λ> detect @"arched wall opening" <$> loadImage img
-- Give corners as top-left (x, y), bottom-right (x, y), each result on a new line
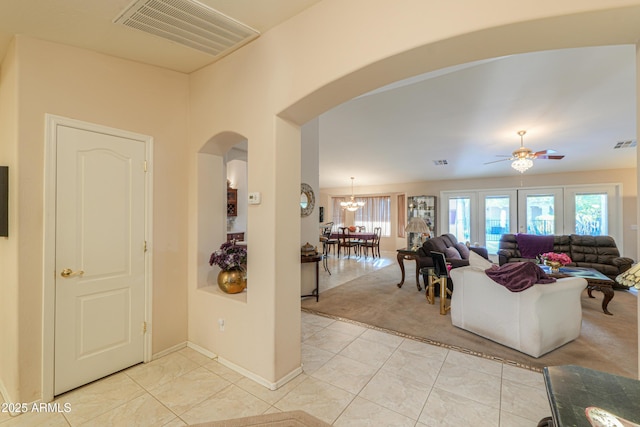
top-left (188, 2), bottom-right (640, 385)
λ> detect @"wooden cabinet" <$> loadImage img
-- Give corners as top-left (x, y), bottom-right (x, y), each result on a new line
top-left (227, 188), bottom-right (237, 217)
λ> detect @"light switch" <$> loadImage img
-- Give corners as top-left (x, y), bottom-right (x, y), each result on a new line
top-left (248, 192), bottom-right (261, 205)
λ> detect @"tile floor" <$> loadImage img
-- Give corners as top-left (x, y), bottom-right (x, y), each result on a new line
top-left (0, 252), bottom-right (552, 426)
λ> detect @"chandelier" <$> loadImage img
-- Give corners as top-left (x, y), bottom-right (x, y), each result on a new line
top-left (511, 130), bottom-right (534, 173)
top-left (340, 177), bottom-right (365, 212)
top-left (511, 157), bottom-right (533, 173)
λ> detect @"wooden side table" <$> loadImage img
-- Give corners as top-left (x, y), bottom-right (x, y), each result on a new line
top-left (301, 254), bottom-right (322, 301)
top-left (396, 248), bottom-right (422, 290)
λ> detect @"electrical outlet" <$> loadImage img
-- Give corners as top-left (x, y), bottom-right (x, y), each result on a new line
top-left (218, 318), bottom-right (225, 331)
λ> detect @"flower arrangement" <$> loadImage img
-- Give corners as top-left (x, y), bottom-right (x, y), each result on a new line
top-left (209, 242), bottom-right (247, 271)
top-left (540, 252), bottom-right (572, 266)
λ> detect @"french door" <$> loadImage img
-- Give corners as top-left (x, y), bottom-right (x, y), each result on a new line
top-left (443, 185), bottom-right (619, 254)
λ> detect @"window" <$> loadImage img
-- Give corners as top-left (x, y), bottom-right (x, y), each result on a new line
top-left (331, 197), bottom-right (345, 228)
top-left (448, 196), bottom-right (471, 243)
top-left (355, 196), bottom-right (391, 236)
top-left (574, 193), bottom-right (608, 236)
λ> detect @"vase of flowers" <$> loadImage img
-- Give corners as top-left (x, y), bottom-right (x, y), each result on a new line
top-left (540, 252), bottom-right (572, 273)
top-left (210, 242), bottom-right (247, 293)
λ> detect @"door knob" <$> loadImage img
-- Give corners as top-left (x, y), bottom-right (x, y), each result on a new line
top-left (60, 268), bottom-right (84, 278)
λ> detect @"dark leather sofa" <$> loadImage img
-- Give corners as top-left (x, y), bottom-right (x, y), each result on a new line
top-left (417, 233), bottom-right (489, 270)
top-left (497, 233), bottom-right (633, 283)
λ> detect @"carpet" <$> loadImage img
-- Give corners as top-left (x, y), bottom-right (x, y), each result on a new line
top-left (301, 264), bottom-right (639, 379)
top-left (190, 410), bottom-right (330, 426)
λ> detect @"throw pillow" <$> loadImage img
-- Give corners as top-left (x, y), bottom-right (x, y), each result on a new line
top-left (469, 250), bottom-right (494, 269)
top-left (455, 242), bottom-right (470, 259)
top-left (444, 247), bottom-right (462, 260)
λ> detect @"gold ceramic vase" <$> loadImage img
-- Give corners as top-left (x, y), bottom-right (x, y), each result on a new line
top-left (545, 260), bottom-right (562, 273)
top-left (217, 268), bottom-right (247, 294)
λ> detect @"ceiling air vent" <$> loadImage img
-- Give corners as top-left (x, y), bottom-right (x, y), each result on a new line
top-left (114, 0), bottom-right (259, 59)
top-left (613, 140), bottom-right (637, 149)
top-left (433, 160), bottom-right (448, 166)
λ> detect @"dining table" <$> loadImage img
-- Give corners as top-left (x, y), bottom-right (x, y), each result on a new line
top-left (329, 231), bottom-right (377, 258)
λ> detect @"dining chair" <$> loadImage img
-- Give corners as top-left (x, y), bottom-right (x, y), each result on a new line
top-left (320, 222), bottom-right (338, 255)
top-left (338, 226), bottom-right (359, 258)
top-left (362, 226), bottom-right (381, 258)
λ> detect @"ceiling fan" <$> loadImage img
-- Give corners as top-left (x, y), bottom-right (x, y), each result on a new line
top-left (485, 130), bottom-right (565, 173)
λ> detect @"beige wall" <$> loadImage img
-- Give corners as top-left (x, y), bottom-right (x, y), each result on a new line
top-left (0, 36), bottom-right (189, 401)
top-left (0, 39), bottom-right (19, 403)
top-left (320, 168), bottom-right (638, 260)
top-left (189, 0), bottom-right (640, 385)
top-left (3, 0), bottom-right (640, 401)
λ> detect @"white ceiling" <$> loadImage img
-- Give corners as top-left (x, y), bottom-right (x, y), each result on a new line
top-left (0, 1), bottom-right (636, 189)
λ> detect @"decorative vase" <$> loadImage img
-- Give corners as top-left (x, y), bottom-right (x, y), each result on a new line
top-left (545, 260), bottom-right (562, 273)
top-left (217, 268), bottom-right (247, 294)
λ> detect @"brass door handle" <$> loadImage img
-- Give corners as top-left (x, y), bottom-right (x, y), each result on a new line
top-left (61, 268), bottom-right (84, 278)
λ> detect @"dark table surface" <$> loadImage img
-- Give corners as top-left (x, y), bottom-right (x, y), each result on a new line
top-left (543, 365), bottom-right (640, 426)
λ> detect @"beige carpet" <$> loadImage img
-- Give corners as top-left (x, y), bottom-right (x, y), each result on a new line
top-left (302, 264), bottom-right (639, 379)
top-left (190, 410), bottom-right (330, 426)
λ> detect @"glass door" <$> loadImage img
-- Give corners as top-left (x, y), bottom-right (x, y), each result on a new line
top-left (479, 191), bottom-right (516, 254)
top-left (517, 188), bottom-right (564, 235)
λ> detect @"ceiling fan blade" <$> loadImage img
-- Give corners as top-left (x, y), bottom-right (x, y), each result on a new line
top-left (536, 154), bottom-right (565, 160)
top-left (533, 149), bottom-right (557, 156)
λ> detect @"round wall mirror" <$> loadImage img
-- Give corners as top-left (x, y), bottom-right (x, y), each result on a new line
top-left (300, 183), bottom-right (315, 217)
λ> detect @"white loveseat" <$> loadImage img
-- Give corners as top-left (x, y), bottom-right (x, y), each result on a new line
top-left (449, 265), bottom-right (587, 358)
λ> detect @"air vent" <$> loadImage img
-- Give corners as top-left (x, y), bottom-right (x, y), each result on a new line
top-left (613, 140), bottom-right (637, 149)
top-left (433, 160), bottom-right (448, 166)
top-left (114, 0), bottom-right (259, 59)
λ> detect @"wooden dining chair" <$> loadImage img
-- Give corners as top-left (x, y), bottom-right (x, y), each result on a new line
top-left (362, 227), bottom-right (382, 258)
top-left (320, 222), bottom-right (338, 255)
top-left (338, 226), bottom-right (359, 258)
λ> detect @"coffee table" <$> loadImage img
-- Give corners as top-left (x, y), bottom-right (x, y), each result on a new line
top-left (539, 265), bottom-right (615, 315)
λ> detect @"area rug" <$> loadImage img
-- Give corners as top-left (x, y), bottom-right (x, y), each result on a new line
top-left (301, 264), bottom-right (639, 379)
top-left (189, 410), bottom-right (330, 426)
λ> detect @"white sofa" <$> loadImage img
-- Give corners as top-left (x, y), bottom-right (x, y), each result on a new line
top-left (449, 266), bottom-right (587, 358)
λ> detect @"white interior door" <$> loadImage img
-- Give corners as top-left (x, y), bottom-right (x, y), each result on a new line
top-left (54, 125), bottom-right (147, 395)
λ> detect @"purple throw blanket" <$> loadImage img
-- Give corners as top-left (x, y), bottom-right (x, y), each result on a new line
top-left (515, 234), bottom-right (554, 259)
top-left (485, 262), bottom-right (556, 292)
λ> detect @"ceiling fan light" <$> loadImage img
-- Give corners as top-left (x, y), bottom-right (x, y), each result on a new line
top-left (512, 158), bottom-right (533, 173)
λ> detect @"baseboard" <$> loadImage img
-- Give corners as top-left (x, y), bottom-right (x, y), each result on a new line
top-left (187, 341), bottom-right (216, 359)
top-left (217, 356), bottom-right (303, 391)
top-left (152, 341), bottom-right (187, 360)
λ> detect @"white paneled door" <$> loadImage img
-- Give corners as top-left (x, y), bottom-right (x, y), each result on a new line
top-left (54, 125), bottom-right (147, 395)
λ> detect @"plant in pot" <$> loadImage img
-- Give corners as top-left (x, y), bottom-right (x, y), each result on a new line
top-left (210, 242), bottom-right (247, 293)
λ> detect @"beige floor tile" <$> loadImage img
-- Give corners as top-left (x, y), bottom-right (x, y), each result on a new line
top-left (500, 379), bottom-right (551, 423)
top-left (397, 339), bottom-right (449, 361)
top-left (179, 384), bottom-right (270, 425)
top-left (359, 328), bottom-right (404, 348)
top-left (126, 352), bottom-right (199, 390)
top-left (381, 348), bottom-right (444, 386)
top-left (502, 364), bottom-right (544, 388)
top-left (274, 377), bottom-right (355, 424)
top-left (433, 363), bottom-right (502, 408)
top-left (55, 372), bottom-right (146, 426)
top-left (201, 360), bottom-right (245, 383)
top-left (419, 387), bottom-right (499, 427)
top-left (178, 346), bottom-right (214, 366)
top-left (301, 343), bottom-right (335, 374)
top-left (325, 320), bottom-right (367, 337)
top-left (303, 328), bottom-right (357, 354)
top-left (235, 373), bottom-right (308, 405)
top-left (77, 393), bottom-right (175, 427)
top-left (302, 323), bottom-right (325, 341)
top-left (162, 417), bottom-right (188, 427)
top-left (499, 410), bottom-right (544, 427)
top-left (444, 350), bottom-right (503, 378)
top-left (149, 367), bottom-right (231, 415)
top-left (338, 337), bottom-right (397, 368)
top-left (358, 369), bottom-right (432, 420)
top-left (301, 312), bottom-right (335, 328)
top-left (311, 355), bottom-right (378, 395)
top-left (0, 411), bottom-right (70, 427)
top-left (333, 396), bottom-right (416, 427)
